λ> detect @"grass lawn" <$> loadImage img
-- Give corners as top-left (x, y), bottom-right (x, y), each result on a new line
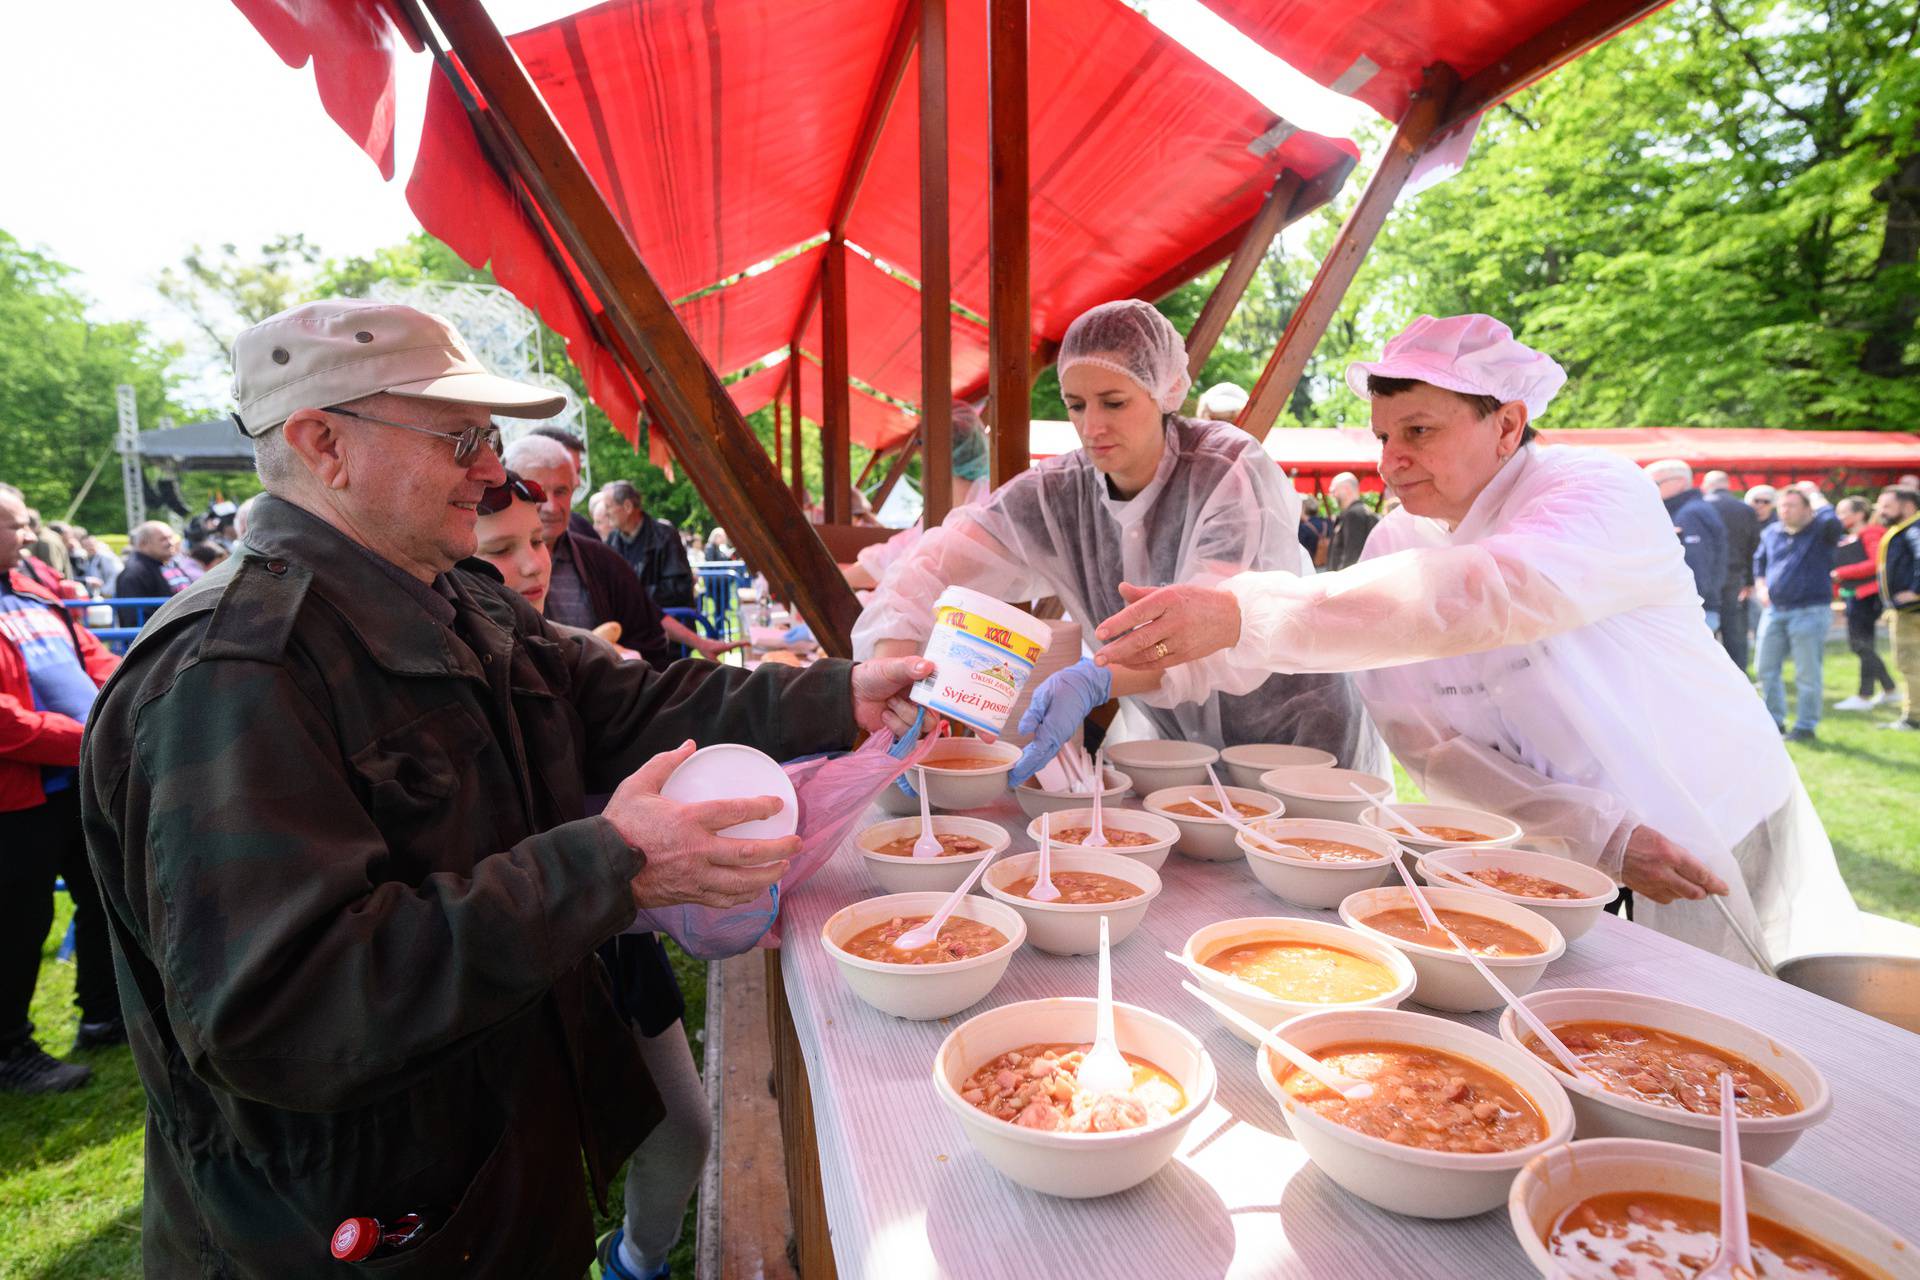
top-left (4, 645), bottom-right (1912, 1278)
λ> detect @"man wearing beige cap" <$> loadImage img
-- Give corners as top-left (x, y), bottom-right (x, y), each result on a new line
top-left (78, 299), bottom-right (931, 1277)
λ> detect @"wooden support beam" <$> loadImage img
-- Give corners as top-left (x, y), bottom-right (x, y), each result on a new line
top-left (765, 951), bottom-right (837, 1279)
top-left (1238, 65), bottom-right (1460, 441)
top-left (854, 442), bottom-right (885, 490)
top-left (787, 358), bottom-right (805, 508)
top-left (830, 0), bottom-right (921, 232)
top-left (920, 0), bottom-right (955, 531)
top-left (773, 398), bottom-right (784, 472)
top-left (419, 0), bottom-right (861, 652)
top-left (1442, 0), bottom-right (1675, 135)
top-left (1184, 171), bottom-right (1301, 379)
top-left (871, 434), bottom-right (922, 510)
top-left (822, 235), bottom-right (853, 524)
top-left (987, 0), bottom-right (1030, 486)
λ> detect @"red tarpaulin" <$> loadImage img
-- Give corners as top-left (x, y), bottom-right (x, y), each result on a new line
top-left (241, 0), bottom-right (1357, 446)
top-left (794, 355), bottom-right (918, 451)
top-left (1197, 0), bottom-right (1674, 123)
top-left (676, 245), bottom-right (825, 386)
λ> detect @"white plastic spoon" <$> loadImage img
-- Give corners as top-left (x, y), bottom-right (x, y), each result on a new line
top-left (1162, 949), bottom-right (1292, 1007)
top-left (891, 850), bottom-right (1001, 951)
top-left (1028, 810), bottom-right (1062, 902)
top-left (1179, 980), bottom-right (1373, 1101)
top-left (1076, 916), bottom-right (1134, 1095)
top-left (1353, 782), bottom-right (1423, 841)
top-left (912, 765), bottom-right (943, 858)
top-left (1697, 1071), bottom-right (1756, 1279)
top-left (1191, 798), bottom-right (1307, 861)
top-left (1383, 833), bottom-right (1447, 934)
top-left (1085, 746), bottom-right (1111, 847)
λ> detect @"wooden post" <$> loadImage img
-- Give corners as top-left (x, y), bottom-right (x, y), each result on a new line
top-left (1238, 65), bottom-right (1460, 441)
top-left (854, 442), bottom-right (885, 490)
top-left (1184, 171), bottom-right (1300, 379)
top-left (822, 234), bottom-right (853, 525)
top-left (787, 356), bottom-right (806, 509)
top-left (764, 951), bottom-right (838, 1279)
top-left (920, 0), bottom-right (955, 530)
top-left (774, 397), bottom-right (784, 471)
top-left (986, 0), bottom-right (1030, 486)
top-left (419, 0), bottom-right (861, 652)
top-left (870, 434), bottom-right (923, 510)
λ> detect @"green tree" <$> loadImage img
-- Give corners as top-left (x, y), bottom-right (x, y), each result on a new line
top-left (0, 231), bottom-right (184, 533)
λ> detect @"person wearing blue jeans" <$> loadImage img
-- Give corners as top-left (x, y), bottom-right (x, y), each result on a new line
top-left (1755, 603), bottom-right (1831, 736)
top-left (1752, 488), bottom-right (1842, 740)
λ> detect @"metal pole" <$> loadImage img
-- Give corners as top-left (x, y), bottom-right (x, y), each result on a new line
top-left (116, 384), bottom-right (145, 532)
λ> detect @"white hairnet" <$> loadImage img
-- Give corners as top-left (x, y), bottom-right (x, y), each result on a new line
top-left (1194, 382), bottom-right (1249, 421)
top-left (1210, 442), bottom-right (1858, 964)
top-left (1347, 314), bottom-right (1567, 421)
top-left (1746, 485), bottom-right (1778, 503)
top-left (853, 417), bottom-right (1377, 769)
top-left (1058, 300), bottom-right (1193, 414)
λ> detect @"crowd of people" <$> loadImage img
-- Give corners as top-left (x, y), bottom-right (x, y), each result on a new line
top-left (3, 292), bottom-right (1916, 1276)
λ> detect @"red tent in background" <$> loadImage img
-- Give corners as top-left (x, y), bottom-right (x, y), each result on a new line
top-left (1172, 427), bottom-right (1920, 494)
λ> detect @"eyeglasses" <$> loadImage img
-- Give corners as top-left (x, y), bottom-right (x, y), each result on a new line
top-left (477, 474), bottom-right (547, 516)
top-left (322, 405), bottom-right (504, 467)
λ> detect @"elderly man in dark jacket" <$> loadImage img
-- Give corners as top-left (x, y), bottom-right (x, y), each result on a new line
top-left (80, 300), bottom-right (928, 1278)
top-left (1647, 459), bottom-right (1727, 631)
top-left (1702, 471), bottom-right (1761, 671)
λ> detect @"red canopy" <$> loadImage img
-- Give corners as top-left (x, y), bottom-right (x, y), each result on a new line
top-left (236, 0), bottom-right (1358, 449)
top-left (1239, 427), bottom-right (1920, 493)
top-left (1198, 0), bottom-right (1672, 123)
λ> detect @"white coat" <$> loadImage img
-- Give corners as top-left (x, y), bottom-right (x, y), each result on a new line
top-left (1218, 442), bottom-right (1858, 965)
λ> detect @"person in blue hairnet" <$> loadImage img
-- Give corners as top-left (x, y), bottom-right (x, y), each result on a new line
top-left (852, 299), bottom-right (1377, 783)
top-left (842, 401), bottom-right (994, 592)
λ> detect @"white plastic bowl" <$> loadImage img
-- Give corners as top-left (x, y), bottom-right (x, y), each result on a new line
top-left (1359, 801), bottom-right (1522, 851)
top-left (1416, 847), bottom-right (1616, 943)
top-left (1339, 886), bottom-right (1565, 1013)
top-left (1509, 1139), bottom-right (1917, 1279)
top-left (1220, 742), bottom-right (1336, 788)
top-left (932, 997), bottom-right (1217, 1198)
top-left (914, 740), bottom-right (1022, 811)
top-left (1257, 765), bottom-right (1395, 823)
top-left (1144, 784), bottom-right (1284, 861)
top-left (854, 816), bottom-right (1012, 895)
top-left (1237, 817), bottom-right (1399, 909)
top-left (1013, 766), bottom-right (1132, 820)
top-left (1181, 916), bottom-right (1416, 1045)
top-left (1496, 987), bottom-right (1833, 1166)
top-left (1257, 1007), bottom-right (1574, 1219)
top-left (982, 848), bottom-right (1162, 955)
top-left (1023, 807), bottom-right (1179, 873)
top-left (822, 891), bottom-right (1026, 1020)
top-left (1103, 739), bottom-right (1220, 792)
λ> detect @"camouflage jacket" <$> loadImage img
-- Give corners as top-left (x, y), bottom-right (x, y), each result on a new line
top-left (79, 494), bottom-right (856, 1278)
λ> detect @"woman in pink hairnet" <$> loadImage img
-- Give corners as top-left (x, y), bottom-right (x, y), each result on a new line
top-left (1096, 314), bottom-right (1859, 968)
top-left (853, 299), bottom-right (1375, 779)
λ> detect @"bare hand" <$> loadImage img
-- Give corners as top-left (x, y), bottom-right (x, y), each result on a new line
top-left (1738, 586), bottom-right (1752, 602)
top-left (1092, 582), bottom-right (1242, 672)
top-left (695, 636), bottom-right (750, 659)
top-left (850, 655), bottom-right (935, 737)
top-left (1621, 825), bottom-right (1727, 904)
top-left (606, 741), bottom-right (798, 909)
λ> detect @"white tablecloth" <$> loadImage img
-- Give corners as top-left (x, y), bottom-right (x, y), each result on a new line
top-left (775, 794), bottom-right (1919, 1279)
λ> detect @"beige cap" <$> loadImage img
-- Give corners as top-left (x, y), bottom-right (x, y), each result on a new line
top-left (231, 299), bottom-right (567, 436)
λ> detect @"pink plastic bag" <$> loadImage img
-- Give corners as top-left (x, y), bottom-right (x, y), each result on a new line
top-left (632, 726), bottom-right (943, 958)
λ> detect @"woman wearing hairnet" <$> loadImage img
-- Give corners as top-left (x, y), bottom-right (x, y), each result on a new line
top-left (1095, 314), bottom-right (1859, 967)
top-left (852, 299), bottom-right (1374, 779)
top-left (842, 402), bottom-right (993, 591)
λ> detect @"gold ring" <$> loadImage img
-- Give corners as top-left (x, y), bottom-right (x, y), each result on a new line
top-left (1152, 640), bottom-right (1171, 661)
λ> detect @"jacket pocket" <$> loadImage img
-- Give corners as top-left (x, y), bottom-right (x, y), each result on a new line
top-left (348, 701), bottom-right (492, 824)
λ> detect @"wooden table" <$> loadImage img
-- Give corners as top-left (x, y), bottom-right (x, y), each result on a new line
top-left (768, 794), bottom-right (1919, 1279)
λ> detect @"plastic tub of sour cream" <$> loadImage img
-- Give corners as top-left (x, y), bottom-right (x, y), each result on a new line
top-left (911, 586), bottom-right (1049, 737)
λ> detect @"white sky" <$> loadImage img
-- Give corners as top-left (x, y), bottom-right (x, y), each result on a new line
top-left (1, 0), bottom-right (1373, 403)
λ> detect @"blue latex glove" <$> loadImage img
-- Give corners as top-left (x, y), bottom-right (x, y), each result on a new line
top-left (1008, 658), bottom-right (1114, 787)
top-left (891, 706), bottom-right (927, 798)
top-left (782, 622), bottom-right (815, 646)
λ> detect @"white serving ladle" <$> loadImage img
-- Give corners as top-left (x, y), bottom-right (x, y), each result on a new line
top-left (1085, 746), bottom-right (1111, 847)
top-left (1028, 809), bottom-right (1062, 902)
top-left (890, 850), bottom-right (999, 951)
top-left (911, 765), bottom-right (943, 858)
top-left (1384, 854), bottom-right (1594, 1082)
top-left (1179, 980), bottom-right (1373, 1101)
top-left (1710, 894), bottom-right (1776, 978)
top-left (1075, 916), bottom-right (1134, 1095)
top-left (1697, 1071), bottom-right (1756, 1280)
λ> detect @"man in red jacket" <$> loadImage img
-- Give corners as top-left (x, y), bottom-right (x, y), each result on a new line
top-left (0, 484), bottom-right (122, 1093)
top-left (1832, 495), bottom-right (1899, 711)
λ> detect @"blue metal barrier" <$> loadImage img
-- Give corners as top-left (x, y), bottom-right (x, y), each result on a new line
top-left (695, 560), bottom-right (749, 640)
top-left (62, 597), bottom-right (172, 653)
